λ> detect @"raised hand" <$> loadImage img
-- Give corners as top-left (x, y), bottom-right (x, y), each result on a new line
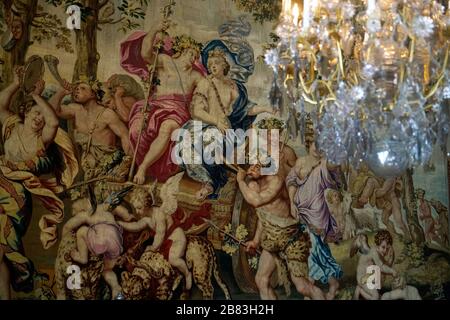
top-left (32, 79), bottom-right (45, 96)
top-left (13, 66), bottom-right (24, 86)
top-left (237, 168), bottom-right (247, 182)
top-left (60, 79), bottom-right (73, 95)
top-left (114, 86), bottom-right (125, 99)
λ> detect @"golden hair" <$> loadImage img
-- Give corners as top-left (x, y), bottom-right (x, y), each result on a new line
top-left (172, 35), bottom-right (202, 59)
top-left (325, 189), bottom-right (342, 204)
top-left (207, 48), bottom-right (230, 76)
top-left (129, 187), bottom-right (153, 208)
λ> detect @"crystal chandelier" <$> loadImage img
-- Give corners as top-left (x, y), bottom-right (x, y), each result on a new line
top-left (267, 0), bottom-right (450, 177)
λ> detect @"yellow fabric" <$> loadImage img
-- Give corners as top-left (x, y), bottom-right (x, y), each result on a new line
top-left (1, 115), bottom-right (79, 249)
top-left (54, 128), bottom-right (79, 188)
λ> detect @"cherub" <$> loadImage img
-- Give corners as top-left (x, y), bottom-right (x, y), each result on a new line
top-left (118, 172), bottom-right (193, 290)
top-left (325, 189), bottom-right (354, 240)
top-left (350, 230), bottom-right (397, 300)
top-left (325, 189), bottom-right (381, 240)
top-left (62, 186), bottom-right (134, 299)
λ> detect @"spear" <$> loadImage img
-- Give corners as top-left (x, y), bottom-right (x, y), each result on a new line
top-left (60, 176), bottom-right (157, 193)
top-left (128, 0), bottom-right (177, 181)
top-left (201, 217), bottom-right (261, 255)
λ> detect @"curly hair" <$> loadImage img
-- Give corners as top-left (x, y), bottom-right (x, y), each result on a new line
top-left (108, 74), bottom-right (145, 101)
top-left (172, 35), bottom-right (202, 59)
top-left (207, 48), bottom-right (230, 76)
top-left (374, 229), bottom-right (393, 246)
top-left (325, 189), bottom-right (342, 205)
top-left (75, 78), bottom-right (105, 102)
top-left (129, 187), bottom-right (154, 210)
top-left (415, 188), bottom-right (425, 197)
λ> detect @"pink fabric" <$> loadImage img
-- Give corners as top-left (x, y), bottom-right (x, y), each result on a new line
top-left (87, 223), bottom-right (123, 259)
top-left (120, 31), bottom-right (207, 81)
top-left (128, 94), bottom-right (191, 182)
top-left (120, 31), bottom-right (150, 80)
top-left (120, 31), bottom-right (207, 182)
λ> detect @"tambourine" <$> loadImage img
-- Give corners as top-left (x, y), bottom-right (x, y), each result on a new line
top-left (21, 55), bottom-right (45, 94)
top-left (9, 55), bottom-right (45, 114)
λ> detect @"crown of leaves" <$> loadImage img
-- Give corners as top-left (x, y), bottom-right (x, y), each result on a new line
top-left (255, 117), bottom-right (286, 130)
top-left (172, 35), bottom-right (203, 54)
top-left (77, 75), bottom-right (105, 101)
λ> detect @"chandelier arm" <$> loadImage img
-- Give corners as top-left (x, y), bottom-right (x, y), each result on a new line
top-left (336, 41), bottom-right (345, 79)
top-left (299, 71), bottom-right (313, 95)
top-left (424, 46), bottom-right (449, 100)
top-left (302, 93), bottom-right (318, 105)
top-left (440, 45), bottom-right (449, 75)
top-left (425, 73), bottom-right (446, 100)
top-left (409, 37), bottom-right (416, 64)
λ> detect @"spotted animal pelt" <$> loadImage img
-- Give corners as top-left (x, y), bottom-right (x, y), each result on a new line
top-left (54, 232), bottom-right (104, 300)
top-left (121, 235), bottom-right (231, 300)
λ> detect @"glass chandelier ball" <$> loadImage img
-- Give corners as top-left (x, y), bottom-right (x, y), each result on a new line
top-left (366, 139), bottom-right (410, 177)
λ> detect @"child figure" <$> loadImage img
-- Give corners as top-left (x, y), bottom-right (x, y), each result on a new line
top-left (351, 230), bottom-right (397, 300)
top-left (63, 187), bottom-right (133, 299)
top-left (118, 172), bottom-right (193, 290)
top-left (325, 189), bottom-right (347, 237)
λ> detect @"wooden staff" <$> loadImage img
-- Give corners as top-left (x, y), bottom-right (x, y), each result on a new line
top-left (201, 217), bottom-right (261, 255)
top-left (128, 0), bottom-right (176, 181)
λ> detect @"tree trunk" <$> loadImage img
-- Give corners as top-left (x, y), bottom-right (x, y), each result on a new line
top-left (72, 0), bottom-right (100, 82)
top-left (403, 168), bottom-right (425, 244)
top-left (1, 0), bottom-right (38, 91)
top-left (447, 156), bottom-right (450, 201)
top-left (0, 0), bottom-right (37, 155)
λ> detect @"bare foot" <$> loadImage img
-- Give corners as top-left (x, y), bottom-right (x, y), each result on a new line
top-left (326, 290), bottom-right (337, 300)
top-left (70, 249), bottom-right (79, 262)
top-left (185, 271), bottom-right (193, 291)
top-left (196, 183), bottom-right (214, 201)
top-left (326, 279), bottom-right (339, 300)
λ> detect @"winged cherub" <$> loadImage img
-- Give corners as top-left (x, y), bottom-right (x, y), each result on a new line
top-left (118, 172), bottom-right (192, 290)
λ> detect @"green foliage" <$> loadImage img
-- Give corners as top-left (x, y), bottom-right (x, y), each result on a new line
top-left (231, 0), bottom-right (280, 24)
top-left (117, 1), bottom-right (147, 33)
top-left (398, 242), bottom-right (426, 268)
top-left (32, 11), bottom-right (74, 53)
top-left (44, 0), bottom-right (148, 33)
top-left (258, 32), bottom-right (280, 62)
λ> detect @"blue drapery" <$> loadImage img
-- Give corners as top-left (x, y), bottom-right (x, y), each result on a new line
top-left (194, 40), bottom-right (256, 198)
